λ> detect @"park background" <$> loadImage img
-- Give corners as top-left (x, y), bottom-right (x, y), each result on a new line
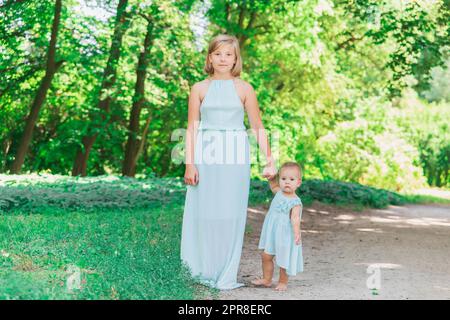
top-left (0, 0), bottom-right (449, 299)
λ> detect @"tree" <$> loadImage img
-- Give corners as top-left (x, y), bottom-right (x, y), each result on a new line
top-left (72, 0), bottom-right (130, 176)
top-left (10, 0), bottom-right (64, 173)
top-left (122, 8), bottom-right (157, 177)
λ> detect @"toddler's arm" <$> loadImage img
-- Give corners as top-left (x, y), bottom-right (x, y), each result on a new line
top-left (268, 173), bottom-right (281, 194)
top-left (290, 205), bottom-right (302, 245)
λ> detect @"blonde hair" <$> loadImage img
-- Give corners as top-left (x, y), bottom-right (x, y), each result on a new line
top-left (204, 34), bottom-right (242, 77)
top-left (279, 161), bottom-right (302, 179)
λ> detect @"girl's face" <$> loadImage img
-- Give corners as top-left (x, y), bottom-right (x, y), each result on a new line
top-left (209, 44), bottom-right (236, 74)
top-left (279, 167), bottom-right (302, 193)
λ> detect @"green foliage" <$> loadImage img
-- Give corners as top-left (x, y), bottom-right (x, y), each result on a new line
top-left (422, 56), bottom-right (450, 102)
top-left (341, 0), bottom-right (449, 97)
top-left (315, 102), bottom-right (428, 192)
top-left (249, 177), bottom-right (407, 209)
top-left (392, 89), bottom-right (450, 187)
top-left (0, 174), bottom-right (186, 213)
top-left (0, 174), bottom-right (413, 215)
top-left (0, 0), bottom-right (448, 194)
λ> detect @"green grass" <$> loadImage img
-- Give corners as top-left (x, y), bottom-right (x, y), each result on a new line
top-left (0, 174), bottom-right (447, 299)
top-left (401, 194), bottom-right (450, 205)
top-left (0, 203), bottom-right (214, 299)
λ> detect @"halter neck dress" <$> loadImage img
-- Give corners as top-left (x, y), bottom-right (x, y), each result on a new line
top-left (181, 78), bottom-right (251, 290)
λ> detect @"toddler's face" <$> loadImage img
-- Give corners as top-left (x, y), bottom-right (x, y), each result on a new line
top-left (279, 167), bottom-right (302, 193)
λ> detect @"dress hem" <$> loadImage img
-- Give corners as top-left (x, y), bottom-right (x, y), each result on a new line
top-left (258, 247), bottom-right (304, 276)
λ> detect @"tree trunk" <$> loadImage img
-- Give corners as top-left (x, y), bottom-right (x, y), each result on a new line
top-left (122, 19), bottom-right (154, 177)
top-left (134, 116), bottom-right (152, 164)
top-left (72, 0), bottom-right (129, 176)
top-left (129, 114), bottom-right (152, 176)
top-left (2, 138), bottom-right (12, 172)
top-left (10, 0), bottom-right (63, 174)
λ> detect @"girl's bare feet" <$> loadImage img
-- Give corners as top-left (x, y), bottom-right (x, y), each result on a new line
top-left (251, 278), bottom-right (272, 287)
top-left (275, 282), bottom-right (287, 291)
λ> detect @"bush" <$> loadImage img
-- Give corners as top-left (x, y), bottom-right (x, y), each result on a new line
top-left (0, 174), bottom-right (186, 214)
top-left (249, 177), bottom-right (406, 209)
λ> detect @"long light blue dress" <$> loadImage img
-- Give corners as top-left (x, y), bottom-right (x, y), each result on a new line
top-left (258, 190), bottom-right (304, 276)
top-left (181, 78), bottom-right (251, 290)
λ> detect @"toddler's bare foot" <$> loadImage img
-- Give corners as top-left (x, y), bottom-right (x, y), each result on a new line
top-left (275, 282), bottom-right (287, 291)
top-left (251, 278), bottom-right (272, 287)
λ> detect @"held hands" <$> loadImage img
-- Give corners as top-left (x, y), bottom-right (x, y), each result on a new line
top-left (184, 164), bottom-right (199, 185)
top-left (262, 161), bottom-right (277, 180)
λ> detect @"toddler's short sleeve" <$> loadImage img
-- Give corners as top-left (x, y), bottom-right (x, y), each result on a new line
top-left (290, 198), bottom-right (303, 217)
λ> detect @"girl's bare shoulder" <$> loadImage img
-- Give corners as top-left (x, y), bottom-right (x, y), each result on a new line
top-left (190, 79), bottom-right (209, 97)
top-left (193, 79), bottom-right (212, 100)
top-left (234, 78), bottom-right (253, 92)
top-left (234, 79), bottom-right (254, 107)
top-left (191, 79), bottom-right (209, 90)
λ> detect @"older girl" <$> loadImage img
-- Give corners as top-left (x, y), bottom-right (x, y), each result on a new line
top-left (181, 34), bottom-right (277, 290)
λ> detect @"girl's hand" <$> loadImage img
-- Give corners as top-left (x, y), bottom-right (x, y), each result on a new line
top-left (295, 233), bottom-right (302, 245)
top-left (184, 164), bottom-right (199, 185)
top-left (262, 162), bottom-right (277, 180)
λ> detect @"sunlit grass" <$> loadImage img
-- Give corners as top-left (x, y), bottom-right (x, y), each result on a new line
top-left (0, 204), bottom-right (211, 299)
top-left (401, 194), bottom-right (450, 205)
top-left (401, 187), bottom-right (450, 205)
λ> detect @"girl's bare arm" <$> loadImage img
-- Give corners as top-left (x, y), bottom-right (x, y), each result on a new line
top-left (290, 205), bottom-right (302, 245)
top-left (243, 82), bottom-right (274, 166)
top-left (268, 174), bottom-right (281, 194)
top-left (185, 83), bottom-right (201, 166)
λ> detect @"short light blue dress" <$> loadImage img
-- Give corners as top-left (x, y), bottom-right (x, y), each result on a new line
top-left (258, 190), bottom-right (304, 276)
top-left (181, 78), bottom-right (251, 290)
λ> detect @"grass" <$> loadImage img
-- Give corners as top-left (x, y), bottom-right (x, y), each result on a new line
top-left (388, 185), bottom-right (450, 205)
top-left (403, 195), bottom-right (450, 205)
top-left (0, 203), bottom-right (213, 299)
top-left (0, 174), bottom-right (447, 299)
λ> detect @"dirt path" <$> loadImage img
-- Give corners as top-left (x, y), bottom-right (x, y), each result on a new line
top-left (219, 201), bottom-right (450, 300)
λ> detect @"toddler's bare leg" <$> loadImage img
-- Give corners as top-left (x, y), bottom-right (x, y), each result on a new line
top-left (251, 252), bottom-right (273, 287)
top-left (275, 268), bottom-right (288, 291)
top-left (262, 252), bottom-right (274, 283)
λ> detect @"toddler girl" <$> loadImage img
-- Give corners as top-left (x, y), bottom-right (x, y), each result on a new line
top-left (252, 161), bottom-right (304, 291)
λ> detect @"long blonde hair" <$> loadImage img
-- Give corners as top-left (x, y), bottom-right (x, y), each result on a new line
top-left (204, 34), bottom-right (242, 77)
